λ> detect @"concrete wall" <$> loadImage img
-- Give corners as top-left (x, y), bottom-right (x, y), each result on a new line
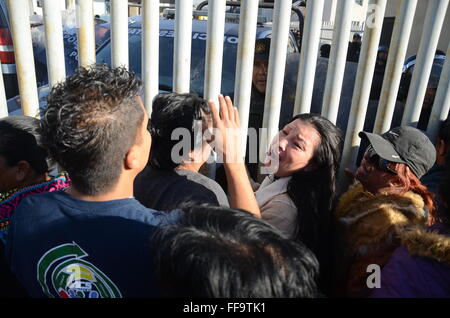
top-left (351, 0), bottom-right (369, 23)
top-left (322, 0), bottom-right (337, 22)
top-left (385, 0), bottom-right (450, 57)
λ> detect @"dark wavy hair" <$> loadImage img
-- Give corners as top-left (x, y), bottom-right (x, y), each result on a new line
top-left (285, 114), bottom-right (343, 289)
top-left (148, 93), bottom-right (210, 171)
top-left (151, 204), bottom-right (320, 298)
top-left (41, 64), bottom-right (143, 195)
top-left (0, 116), bottom-right (54, 175)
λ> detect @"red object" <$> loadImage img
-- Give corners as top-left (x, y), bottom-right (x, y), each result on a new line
top-left (0, 27), bottom-right (15, 64)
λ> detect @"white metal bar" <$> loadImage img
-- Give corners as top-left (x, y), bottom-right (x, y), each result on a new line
top-left (321, 0), bottom-right (353, 124)
top-left (338, 0), bottom-right (388, 185)
top-left (293, 0), bottom-right (324, 115)
top-left (259, 0), bottom-right (292, 159)
top-left (66, 0), bottom-right (75, 10)
top-left (142, 0), bottom-right (159, 115)
top-left (173, 0), bottom-right (193, 93)
top-left (76, 0), bottom-right (95, 67)
top-left (373, 0), bottom-right (418, 134)
top-left (233, 0), bottom-right (259, 154)
top-left (0, 62), bottom-right (7, 118)
top-left (204, 0), bottom-right (226, 103)
top-left (111, 0), bottom-right (129, 68)
top-left (7, 0), bottom-right (39, 117)
top-left (401, 0), bottom-right (449, 126)
top-left (43, 0), bottom-right (66, 88)
top-left (427, 41), bottom-right (450, 143)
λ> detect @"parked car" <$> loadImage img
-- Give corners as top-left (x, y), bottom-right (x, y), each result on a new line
top-left (96, 14), bottom-right (299, 97)
top-left (8, 13), bottom-right (300, 115)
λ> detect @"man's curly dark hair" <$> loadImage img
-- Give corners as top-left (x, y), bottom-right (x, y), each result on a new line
top-left (41, 64), bottom-right (144, 195)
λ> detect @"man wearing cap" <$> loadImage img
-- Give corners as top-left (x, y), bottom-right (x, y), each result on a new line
top-left (334, 126), bottom-right (437, 297)
top-left (347, 33), bottom-right (362, 63)
top-left (245, 38), bottom-right (271, 181)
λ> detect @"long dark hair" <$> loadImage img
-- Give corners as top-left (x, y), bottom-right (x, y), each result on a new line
top-left (285, 114), bottom-right (343, 287)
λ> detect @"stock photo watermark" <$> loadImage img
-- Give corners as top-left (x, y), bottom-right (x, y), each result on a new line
top-left (169, 120), bottom-right (281, 175)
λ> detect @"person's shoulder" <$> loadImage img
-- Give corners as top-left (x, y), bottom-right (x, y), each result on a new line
top-left (16, 190), bottom-right (65, 208)
top-left (176, 170), bottom-right (219, 189)
top-left (121, 199), bottom-right (182, 226)
top-left (185, 171), bottom-right (221, 187)
top-left (177, 170), bottom-right (228, 205)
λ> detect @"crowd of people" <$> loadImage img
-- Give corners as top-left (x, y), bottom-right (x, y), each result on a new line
top-left (0, 38), bottom-right (449, 298)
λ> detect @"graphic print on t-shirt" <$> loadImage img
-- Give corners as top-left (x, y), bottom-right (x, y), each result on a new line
top-left (37, 242), bottom-right (122, 298)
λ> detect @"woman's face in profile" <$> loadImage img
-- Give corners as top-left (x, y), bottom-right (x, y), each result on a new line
top-left (267, 119), bottom-right (321, 178)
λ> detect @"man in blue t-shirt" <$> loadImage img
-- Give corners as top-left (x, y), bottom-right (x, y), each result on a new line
top-left (5, 65), bottom-right (180, 298)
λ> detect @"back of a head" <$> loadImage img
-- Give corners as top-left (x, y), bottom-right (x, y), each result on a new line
top-left (149, 93), bottom-right (210, 171)
top-left (0, 115), bottom-right (53, 177)
top-left (151, 205), bottom-right (320, 298)
top-left (41, 64), bottom-right (143, 195)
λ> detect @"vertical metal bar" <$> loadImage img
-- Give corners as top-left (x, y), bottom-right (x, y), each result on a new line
top-left (142, 0), bottom-right (159, 115)
top-left (173, 0), bottom-right (193, 93)
top-left (373, 0), bottom-right (418, 134)
top-left (111, 0), bottom-right (129, 68)
top-left (427, 41), bottom-right (450, 143)
top-left (43, 0), bottom-right (66, 88)
top-left (28, 0), bottom-right (34, 16)
top-left (76, 0), bottom-right (95, 67)
top-left (259, 0), bottom-right (292, 159)
top-left (321, 0), bottom-right (353, 124)
top-left (204, 0), bottom-right (226, 102)
top-left (234, 0), bottom-right (259, 154)
top-left (0, 62), bottom-right (7, 118)
top-left (293, 0), bottom-right (324, 115)
top-left (338, 0), bottom-right (388, 185)
top-left (7, 0), bottom-right (39, 117)
top-left (401, 0), bottom-right (449, 126)
top-left (66, 0), bottom-right (76, 10)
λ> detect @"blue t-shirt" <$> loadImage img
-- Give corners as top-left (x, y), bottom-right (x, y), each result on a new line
top-left (5, 191), bottom-right (181, 298)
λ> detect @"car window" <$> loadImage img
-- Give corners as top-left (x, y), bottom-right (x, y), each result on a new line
top-left (96, 28), bottom-right (238, 97)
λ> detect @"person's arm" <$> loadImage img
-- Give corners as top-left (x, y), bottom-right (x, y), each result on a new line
top-left (208, 95), bottom-right (261, 218)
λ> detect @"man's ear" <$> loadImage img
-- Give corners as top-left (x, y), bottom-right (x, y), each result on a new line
top-left (15, 160), bottom-right (32, 182)
top-left (124, 145), bottom-right (141, 170)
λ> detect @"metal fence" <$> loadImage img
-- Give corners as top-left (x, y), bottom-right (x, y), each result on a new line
top-left (1, 0), bottom-right (449, 185)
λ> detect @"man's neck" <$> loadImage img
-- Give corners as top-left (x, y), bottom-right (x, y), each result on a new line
top-left (66, 182), bottom-right (134, 202)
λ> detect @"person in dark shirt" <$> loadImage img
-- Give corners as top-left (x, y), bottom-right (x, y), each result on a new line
top-left (369, 45), bottom-right (389, 101)
top-left (6, 65), bottom-right (180, 298)
top-left (0, 116), bottom-right (70, 298)
top-left (421, 117), bottom-right (450, 223)
top-left (134, 93), bottom-right (229, 211)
